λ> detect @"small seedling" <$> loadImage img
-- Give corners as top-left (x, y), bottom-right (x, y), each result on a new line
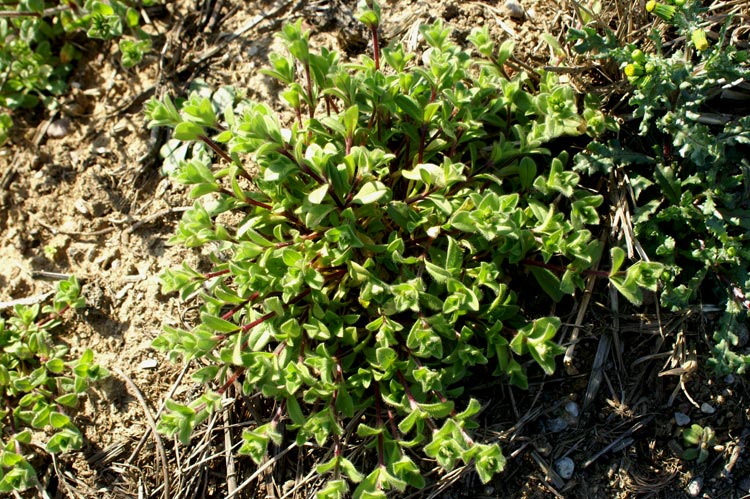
top-left (0, 277), bottom-right (108, 492)
top-left (682, 423), bottom-right (716, 463)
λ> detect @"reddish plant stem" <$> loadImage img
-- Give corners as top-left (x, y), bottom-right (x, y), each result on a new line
top-left (417, 124), bottom-right (427, 164)
top-left (275, 231), bottom-right (321, 249)
top-left (304, 62), bottom-right (315, 119)
top-left (273, 400), bottom-right (286, 425)
top-left (217, 367), bottom-right (246, 395)
top-left (37, 304), bottom-right (71, 328)
top-left (5, 399), bottom-right (23, 455)
top-left (405, 187), bottom-right (437, 205)
top-left (373, 382), bottom-right (386, 468)
top-left (386, 406), bottom-right (400, 441)
top-left (198, 136), bottom-right (275, 203)
top-left (203, 269), bottom-right (231, 279)
top-left (344, 174), bottom-right (362, 207)
top-left (218, 187), bottom-right (273, 211)
top-left (240, 311), bottom-right (276, 333)
top-left (278, 148), bottom-right (345, 210)
top-left (240, 289), bottom-right (311, 334)
top-left (199, 135), bottom-right (237, 169)
top-left (268, 399), bottom-right (286, 438)
top-left (370, 25), bottom-right (381, 71)
top-left (221, 292), bottom-right (259, 321)
top-left (242, 197), bottom-right (273, 211)
top-left (396, 370), bottom-right (437, 432)
top-left (326, 96), bottom-right (340, 115)
top-left (323, 268), bottom-right (348, 284)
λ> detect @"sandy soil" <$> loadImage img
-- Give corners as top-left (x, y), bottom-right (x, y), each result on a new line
top-left (1, 1), bottom-right (748, 498)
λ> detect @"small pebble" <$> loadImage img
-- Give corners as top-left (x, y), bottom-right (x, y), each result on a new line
top-left (74, 198), bottom-right (90, 216)
top-left (113, 119), bottom-right (130, 135)
top-left (547, 417), bottom-right (568, 432)
top-left (701, 402), bottom-right (716, 414)
top-left (47, 117), bottom-right (72, 139)
top-left (686, 476), bottom-right (703, 497)
top-left (504, 0), bottom-right (525, 19)
top-left (139, 358), bottom-right (158, 370)
top-left (725, 374), bottom-right (735, 384)
top-left (565, 401), bottom-right (580, 418)
top-left (555, 457), bottom-right (575, 479)
top-left (674, 412), bottom-right (691, 426)
top-left (483, 486), bottom-right (495, 495)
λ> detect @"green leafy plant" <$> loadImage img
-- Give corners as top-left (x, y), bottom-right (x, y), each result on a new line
top-left (571, 0), bottom-right (750, 373)
top-left (0, 277), bottom-right (108, 492)
top-left (0, 0), bottom-right (153, 144)
top-left (0, 10), bottom-right (72, 113)
top-left (147, 6), bottom-right (660, 496)
top-left (682, 423), bottom-right (716, 463)
top-left (77, 0), bottom-right (153, 67)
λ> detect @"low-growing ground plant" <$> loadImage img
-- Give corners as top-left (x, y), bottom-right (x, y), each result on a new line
top-left (147, 4), bottom-right (661, 496)
top-left (0, 277), bottom-right (108, 493)
top-left (681, 423), bottom-right (716, 464)
top-left (0, 0), bottom-right (153, 144)
top-left (570, 0), bottom-right (750, 373)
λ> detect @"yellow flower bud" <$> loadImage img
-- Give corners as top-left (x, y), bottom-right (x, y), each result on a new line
top-left (691, 29), bottom-right (709, 51)
top-left (646, 1), bottom-right (676, 22)
top-left (624, 63), bottom-right (643, 78)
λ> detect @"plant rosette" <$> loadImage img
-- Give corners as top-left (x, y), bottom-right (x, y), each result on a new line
top-left (148, 7), bottom-right (661, 497)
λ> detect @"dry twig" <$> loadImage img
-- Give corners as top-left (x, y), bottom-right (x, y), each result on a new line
top-left (113, 367), bottom-right (171, 499)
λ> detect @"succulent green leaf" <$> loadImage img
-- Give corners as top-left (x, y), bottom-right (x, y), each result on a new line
top-left (352, 181), bottom-right (389, 205)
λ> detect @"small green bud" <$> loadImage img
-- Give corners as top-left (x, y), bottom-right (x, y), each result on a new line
top-left (644, 61), bottom-right (656, 73)
top-left (673, 0), bottom-right (687, 6)
top-left (646, 1), bottom-right (676, 22)
top-left (636, 75), bottom-right (652, 88)
top-left (631, 49), bottom-right (647, 64)
top-left (691, 29), bottom-right (709, 51)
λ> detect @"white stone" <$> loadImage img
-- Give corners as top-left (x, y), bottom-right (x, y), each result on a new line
top-left (504, 0), bottom-right (525, 19)
top-left (674, 412), bottom-right (691, 426)
top-left (555, 457), bottom-right (575, 479)
top-left (565, 401), bottom-right (580, 418)
top-left (686, 476), bottom-right (703, 497)
top-left (139, 358), bottom-right (158, 370)
top-left (47, 118), bottom-right (72, 139)
top-left (701, 402), bottom-right (716, 414)
top-left (547, 417), bottom-right (568, 432)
